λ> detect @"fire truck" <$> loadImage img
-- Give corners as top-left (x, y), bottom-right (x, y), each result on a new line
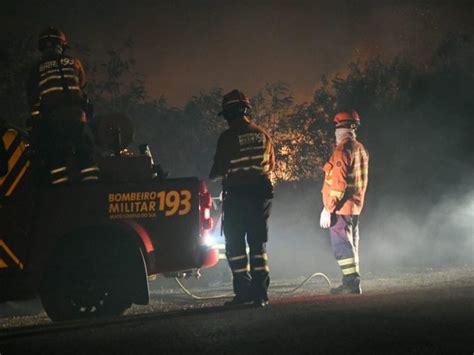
top-left (0, 114), bottom-right (218, 321)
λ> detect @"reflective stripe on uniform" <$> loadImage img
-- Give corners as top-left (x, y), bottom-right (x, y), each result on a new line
top-left (251, 253), bottom-right (268, 260)
top-left (40, 86), bottom-right (80, 96)
top-left (346, 181), bottom-right (367, 189)
top-left (330, 190), bottom-right (344, 198)
top-left (228, 254), bottom-right (247, 261)
top-left (228, 165), bottom-right (268, 173)
top-left (252, 266), bottom-right (270, 272)
top-left (80, 166), bottom-right (100, 174)
top-left (338, 257), bottom-right (359, 275)
top-left (82, 176), bottom-right (99, 182)
top-left (342, 267), bottom-right (358, 275)
top-left (50, 166), bottom-right (67, 175)
top-left (347, 168), bottom-right (369, 178)
top-left (39, 34), bottom-right (64, 40)
top-left (31, 111), bottom-right (41, 117)
top-left (39, 74), bottom-right (77, 87)
top-left (240, 145), bottom-right (264, 152)
top-left (52, 177), bottom-right (69, 184)
top-left (40, 68), bottom-right (75, 77)
top-left (352, 162), bottom-right (368, 170)
top-left (233, 266), bottom-right (250, 273)
top-left (337, 257), bottom-right (355, 266)
top-left (230, 155), bottom-right (264, 164)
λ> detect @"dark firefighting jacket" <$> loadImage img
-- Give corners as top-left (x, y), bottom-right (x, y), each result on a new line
top-left (210, 117), bottom-right (275, 198)
top-left (321, 137), bottom-right (369, 215)
top-left (27, 54), bottom-right (87, 119)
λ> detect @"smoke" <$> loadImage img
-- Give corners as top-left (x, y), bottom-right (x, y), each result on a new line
top-left (422, 180), bottom-right (474, 265)
top-left (267, 182), bottom-right (336, 279)
top-left (364, 178), bottom-right (474, 272)
top-left (266, 172), bottom-right (473, 280)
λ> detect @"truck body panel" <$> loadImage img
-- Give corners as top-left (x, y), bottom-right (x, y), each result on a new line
top-left (0, 129), bottom-right (218, 304)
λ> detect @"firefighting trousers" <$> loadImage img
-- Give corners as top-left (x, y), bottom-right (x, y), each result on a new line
top-left (223, 195), bottom-right (272, 301)
top-left (330, 214), bottom-right (360, 282)
top-left (35, 106), bottom-right (98, 184)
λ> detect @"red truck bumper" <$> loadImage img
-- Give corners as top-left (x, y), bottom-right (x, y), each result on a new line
top-left (201, 246), bottom-right (219, 269)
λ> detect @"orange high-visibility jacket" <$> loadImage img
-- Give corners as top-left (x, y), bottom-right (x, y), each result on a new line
top-left (321, 137), bottom-right (369, 215)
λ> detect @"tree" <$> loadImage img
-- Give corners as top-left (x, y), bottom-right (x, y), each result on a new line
top-left (0, 33), bottom-right (37, 126)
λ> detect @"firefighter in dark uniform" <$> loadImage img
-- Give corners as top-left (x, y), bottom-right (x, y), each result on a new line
top-left (27, 27), bottom-right (98, 185)
top-left (210, 89), bottom-right (275, 307)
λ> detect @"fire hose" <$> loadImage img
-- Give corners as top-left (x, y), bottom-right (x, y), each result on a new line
top-left (174, 200), bottom-right (333, 300)
top-left (174, 272), bottom-right (332, 300)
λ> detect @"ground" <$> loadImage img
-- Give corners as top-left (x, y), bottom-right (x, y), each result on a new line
top-left (0, 267), bottom-right (472, 354)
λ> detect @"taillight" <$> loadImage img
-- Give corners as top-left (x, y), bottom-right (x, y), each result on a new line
top-left (200, 190), bottom-right (212, 209)
top-left (199, 181), bottom-right (214, 235)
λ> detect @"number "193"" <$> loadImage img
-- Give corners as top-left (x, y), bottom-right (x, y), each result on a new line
top-left (158, 190), bottom-right (192, 216)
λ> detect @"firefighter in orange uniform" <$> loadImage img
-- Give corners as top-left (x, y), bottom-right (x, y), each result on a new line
top-left (320, 110), bottom-right (369, 294)
top-left (210, 90), bottom-right (275, 307)
top-left (27, 27), bottom-right (98, 185)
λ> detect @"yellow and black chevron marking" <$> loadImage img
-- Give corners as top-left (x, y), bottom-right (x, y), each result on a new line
top-left (0, 239), bottom-right (24, 270)
top-left (0, 129), bottom-right (30, 198)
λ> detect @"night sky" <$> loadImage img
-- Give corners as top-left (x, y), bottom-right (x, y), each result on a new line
top-left (2, 0), bottom-right (473, 106)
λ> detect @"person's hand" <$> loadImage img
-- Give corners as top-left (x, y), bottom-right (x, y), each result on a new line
top-left (320, 208), bottom-right (331, 229)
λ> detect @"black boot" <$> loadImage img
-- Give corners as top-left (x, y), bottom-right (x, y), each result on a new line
top-left (223, 295), bottom-right (252, 307)
top-left (252, 297), bottom-right (269, 308)
top-left (331, 275), bottom-right (362, 295)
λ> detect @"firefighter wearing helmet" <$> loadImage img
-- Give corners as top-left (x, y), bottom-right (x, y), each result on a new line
top-left (26, 27), bottom-right (98, 185)
top-left (210, 89), bottom-right (275, 307)
top-left (320, 110), bottom-right (369, 294)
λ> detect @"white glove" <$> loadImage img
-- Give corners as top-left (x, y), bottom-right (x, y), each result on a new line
top-left (320, 208), bottom-right (332, 229)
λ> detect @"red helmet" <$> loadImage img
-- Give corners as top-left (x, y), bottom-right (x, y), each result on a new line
top-left (38, 27), bottom-right (68, 51)
top-left (218, 89), bottom-right (251, 116)
top-left (333, 110), bottom-right (360, 128)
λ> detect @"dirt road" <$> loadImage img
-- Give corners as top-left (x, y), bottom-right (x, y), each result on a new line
top-left (0, 267), bottom-right (472, 354)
